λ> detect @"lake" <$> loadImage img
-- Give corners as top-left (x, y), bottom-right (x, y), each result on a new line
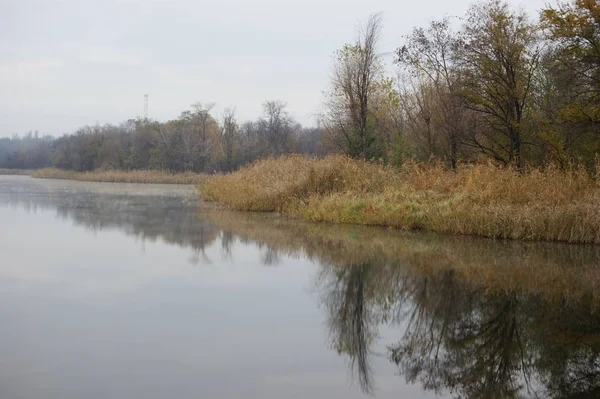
top-left (1, 175), bottom-right (599, 399)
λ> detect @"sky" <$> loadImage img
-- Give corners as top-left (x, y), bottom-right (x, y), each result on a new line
top-left (1, 0), bottom-right (549, 137)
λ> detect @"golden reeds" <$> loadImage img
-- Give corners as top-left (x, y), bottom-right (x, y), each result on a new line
top-left (200, 155), bottom-right (600, 244)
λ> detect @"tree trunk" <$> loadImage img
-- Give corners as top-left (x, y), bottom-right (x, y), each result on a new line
top-left (450, 131), bottom-right (458, 170)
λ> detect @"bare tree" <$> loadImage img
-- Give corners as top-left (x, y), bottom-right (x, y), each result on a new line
top-left (151, 121), bottom-right (182, 171)
top-left (189, 102), bottom-right (216, 172)
top-left (260, 100), bottom-right (296, 155)
top-left (323, 14), bottom-right (387, 160)
top-left (356, 14), bottom-right (383, 160)
top-left (218, 107), bottom-right (239, 171)
top-left (239, 121), bottom-right (263, 163)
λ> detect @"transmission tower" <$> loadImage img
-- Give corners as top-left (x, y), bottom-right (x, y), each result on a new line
top-left (143, 94), bottom-right (148, 120)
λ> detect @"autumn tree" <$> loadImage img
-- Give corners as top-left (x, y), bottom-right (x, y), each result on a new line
top-left (540, 0), bottom-right (600, 166)
top-left (543, 1), bottom-right (600, 113)
top-left (456, 0), bottom-right (541, 168)
top-left (397, 18), bottom-right (465, 168)
top-left (396, 77), bottom-right (441, 161)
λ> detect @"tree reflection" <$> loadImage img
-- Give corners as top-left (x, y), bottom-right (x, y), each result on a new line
top-left (534, 299), bottom-right (600, 398)
top-left (318, 260), bottom-right (600, 398)
top-left (220, 230), bottom-right (234, 261)
top-left (201, 209), bottom-right (600, 398)
top-left (324, 264), bottom-right (377, 393)
top-left (389, 275), bottom-right (534, 398)
top-left (0, 180), bottom-right (219, 263)
top-left (261, 246), bottom-right (282, 266)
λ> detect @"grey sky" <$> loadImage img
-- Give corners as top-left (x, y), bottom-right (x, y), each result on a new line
top-left (1, 0), bottom-right (547, 137)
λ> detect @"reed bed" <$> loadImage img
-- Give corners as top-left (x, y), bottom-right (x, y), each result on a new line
top-left (31, 168), bottom-right (206, 185)
top-left (200, 155), bottom-right (600, 244)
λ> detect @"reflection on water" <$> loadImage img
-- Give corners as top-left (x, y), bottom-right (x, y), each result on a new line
top-left (216, 213), bottom-right (600, 398)
top-left (1, 176), bottom-right (600, 398)
top-left (0, 177), bottom-right (218, 263)
top-left (323, 264), bottom-right (600, 398)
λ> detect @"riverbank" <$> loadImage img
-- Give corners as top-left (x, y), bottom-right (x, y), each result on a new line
top-left (29, 168), bottom-right (206, 184)
top-left (199, 155), bottom-right (600, 244)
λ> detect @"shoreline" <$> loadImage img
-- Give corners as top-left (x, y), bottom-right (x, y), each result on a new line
top-left (0, 168), bottom-right (205, 185)
top-left (4, 159), bottom-right (600, 245)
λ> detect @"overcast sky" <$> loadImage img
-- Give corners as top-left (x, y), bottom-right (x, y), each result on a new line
top-left (1, 0), bottom-right (548, 137)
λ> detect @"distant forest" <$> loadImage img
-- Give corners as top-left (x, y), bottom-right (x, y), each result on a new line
top-left (0, 101), bottom-right (326, 172)
top-left (2, 0), bottom-right (600, 172)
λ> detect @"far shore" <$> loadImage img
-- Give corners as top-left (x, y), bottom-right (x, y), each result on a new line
top-left (0, 168), bottom-right (206, 185)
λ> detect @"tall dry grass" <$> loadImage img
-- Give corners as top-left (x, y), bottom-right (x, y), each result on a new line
top-left (200, 155), bottom-right (394, 211)
top-left (31, 168), bottom-right (206, 185)
top-left (200, 155), bottom-right (600, 244)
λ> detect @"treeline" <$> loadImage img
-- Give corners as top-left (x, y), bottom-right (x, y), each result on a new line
top-left (0, 101), bottom-right (327, 172)
top-left (2, 0), bottom-right (600, 172)
top-left (0, 132), bottom-right (54, 169)
top-left (323, 0), bottom-right (600, 170)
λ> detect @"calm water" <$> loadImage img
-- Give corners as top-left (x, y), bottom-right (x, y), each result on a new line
top-left (1, 176), bottom-right (600, 399)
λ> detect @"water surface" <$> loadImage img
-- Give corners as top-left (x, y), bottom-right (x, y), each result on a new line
top-left (1, 176), bottom-right (599, 399)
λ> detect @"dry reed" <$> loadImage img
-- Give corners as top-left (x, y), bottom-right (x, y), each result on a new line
top-left (200, 155), bottom-right (600, 244)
